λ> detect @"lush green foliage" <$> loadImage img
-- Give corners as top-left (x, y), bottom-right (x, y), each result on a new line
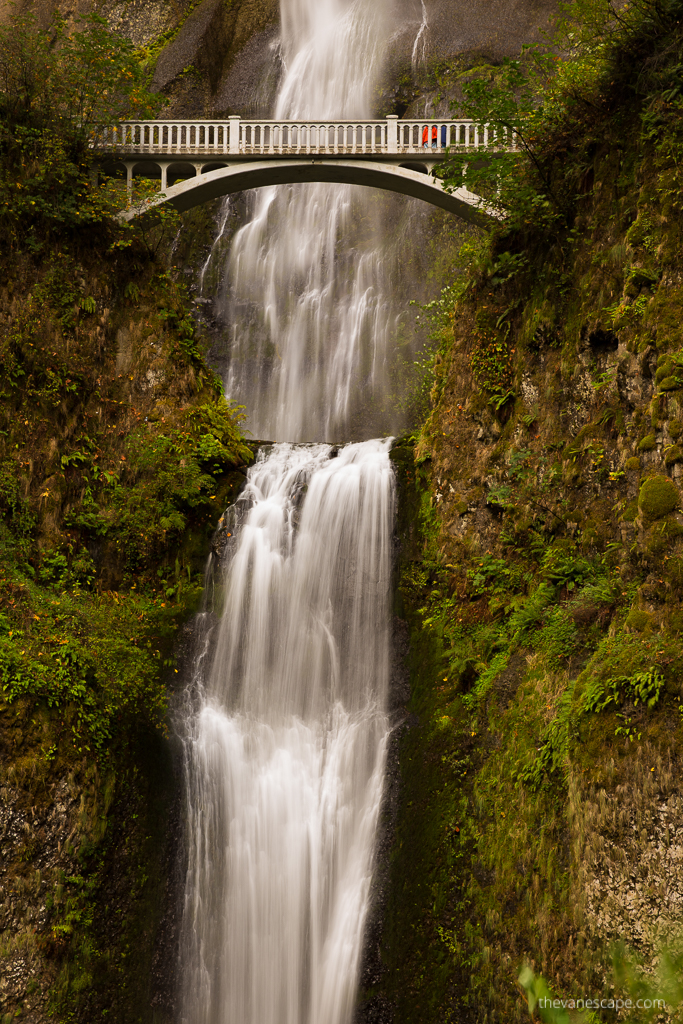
top-left (441, 0), bottom-right (683, 236)
top-left (62, 397), bottom-right (250, 577)
top-left (0, 10), bottom-right (160, 246)
top-left (0, 550), bottom-right (178, 753)
top-left (520, 941), bottom-right (683, 1023)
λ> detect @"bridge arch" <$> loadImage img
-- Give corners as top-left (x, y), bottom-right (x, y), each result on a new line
top-left (120, 159), bottom-right (496, 226)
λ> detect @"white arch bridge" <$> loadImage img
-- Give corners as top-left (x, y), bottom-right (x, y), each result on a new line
top-left (95, 117), bottom-right (510, 226)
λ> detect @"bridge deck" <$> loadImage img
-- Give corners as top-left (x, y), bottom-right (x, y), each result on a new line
top-left (94, 119), bottom-right (509, 224)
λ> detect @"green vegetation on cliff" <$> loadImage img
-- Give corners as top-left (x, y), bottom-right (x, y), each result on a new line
top-left (379, 2), bottom-right (683, 1022)
top-left (0, 15), bottom-right (250, 1021)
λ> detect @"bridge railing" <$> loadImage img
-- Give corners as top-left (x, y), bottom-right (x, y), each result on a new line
top-left (95, 118), bottom-right (515, 158)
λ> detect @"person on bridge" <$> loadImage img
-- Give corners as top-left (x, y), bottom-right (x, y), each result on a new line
top-left (441, 124), bottom-right (448, 148)
top-left (432, 125), bottom-right (438, 149)
top-left (422, 124), bottom-right (429, 149)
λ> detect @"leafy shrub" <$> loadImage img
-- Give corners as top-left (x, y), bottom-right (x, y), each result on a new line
top-left (0, 11), bottom-right (160, 247)
top-left (581, 667), bottom-right (664, 714)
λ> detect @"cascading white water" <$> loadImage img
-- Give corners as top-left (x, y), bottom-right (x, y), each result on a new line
top-left (180, 441), bottom-right (395, 1024)
top-left (412, 0), bottom-right (429, 69)
top-left (180, 3), bottom-right (402, 1017)
top-left (219, 0), bottom-right (391, 441)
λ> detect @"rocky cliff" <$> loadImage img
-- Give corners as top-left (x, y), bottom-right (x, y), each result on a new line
top-left (1, 0), bottom-right (559, 117)
top-left (366, 5), bottom-right (683, 1021)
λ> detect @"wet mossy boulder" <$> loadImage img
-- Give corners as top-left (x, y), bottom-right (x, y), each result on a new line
top-left (638, 434), bottom-right (656, 452)
top-left (665, 445), bottom-right (683, 465)
top-left (655, 360), bottom-right (674, 385)
top-left (625, 608), bottom-right (654, 632)
top-left (638, 474), bottom-right (680, 521)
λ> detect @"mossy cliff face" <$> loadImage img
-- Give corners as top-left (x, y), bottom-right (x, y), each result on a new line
top-left (0, 199), bottom-right (250, 1018)
top-left (370, 26), bottom-right (683, 1024)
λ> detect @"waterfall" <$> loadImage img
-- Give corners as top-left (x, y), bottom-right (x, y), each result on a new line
top-left (179, 441), bottom-right (394, 1024)
top-left (217, 0), bottom-right (391, 441)
top-left (178, 2), bottom-right (401, 1017)
top-left (411, 0), bottom-right (429, 70)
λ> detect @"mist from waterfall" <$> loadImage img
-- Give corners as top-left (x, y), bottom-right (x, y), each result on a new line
top-left (179, 441), bottom-right (394, 1024)
top-left (217, 0), bottom-right (391, 441)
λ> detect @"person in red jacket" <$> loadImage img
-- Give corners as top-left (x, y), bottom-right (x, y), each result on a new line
top-left (432, 124), bottom-right (438, 149)
top-left (422, 124), bottom-right (429, 149)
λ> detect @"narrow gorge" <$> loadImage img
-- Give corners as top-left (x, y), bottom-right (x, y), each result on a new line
top-left (1, 0), bottom-right (683, 1023)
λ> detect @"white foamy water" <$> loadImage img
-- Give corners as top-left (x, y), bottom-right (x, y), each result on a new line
top-left (179, 441), bottom-right (395, 1024)
top-left (218, 0), bottom-right (391, 441)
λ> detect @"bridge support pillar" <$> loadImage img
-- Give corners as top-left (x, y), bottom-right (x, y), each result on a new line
top-left (123, 161), bottom-right (136, 206)
top-left (157, 162), bottom-right (171, 193)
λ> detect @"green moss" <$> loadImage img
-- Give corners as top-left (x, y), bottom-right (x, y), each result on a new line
top-left (668, 608), bottom-right (683, 631)
top-left (638, 433), bottom-right (656, 451)
top-left (625, 456), bottom-right (641, 470)
top-left (624, 608), bottom-right (653, 631)
top-left (638, 475), bottom-right (680, 520)
top-left (659, 376), bottom-right (682, 392)
top-left (670, 420), bottom-right (683, 440)
top-left (665, 445), bottom-right (683, 465)
top-left (665, 558), bottom-right (683, 588)
top-left (651, 396), bottom-right (662, 424)
top-left (622, 499), bottom-right (639, 522)
top-left (655, 360), bottom-right (674, 384)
